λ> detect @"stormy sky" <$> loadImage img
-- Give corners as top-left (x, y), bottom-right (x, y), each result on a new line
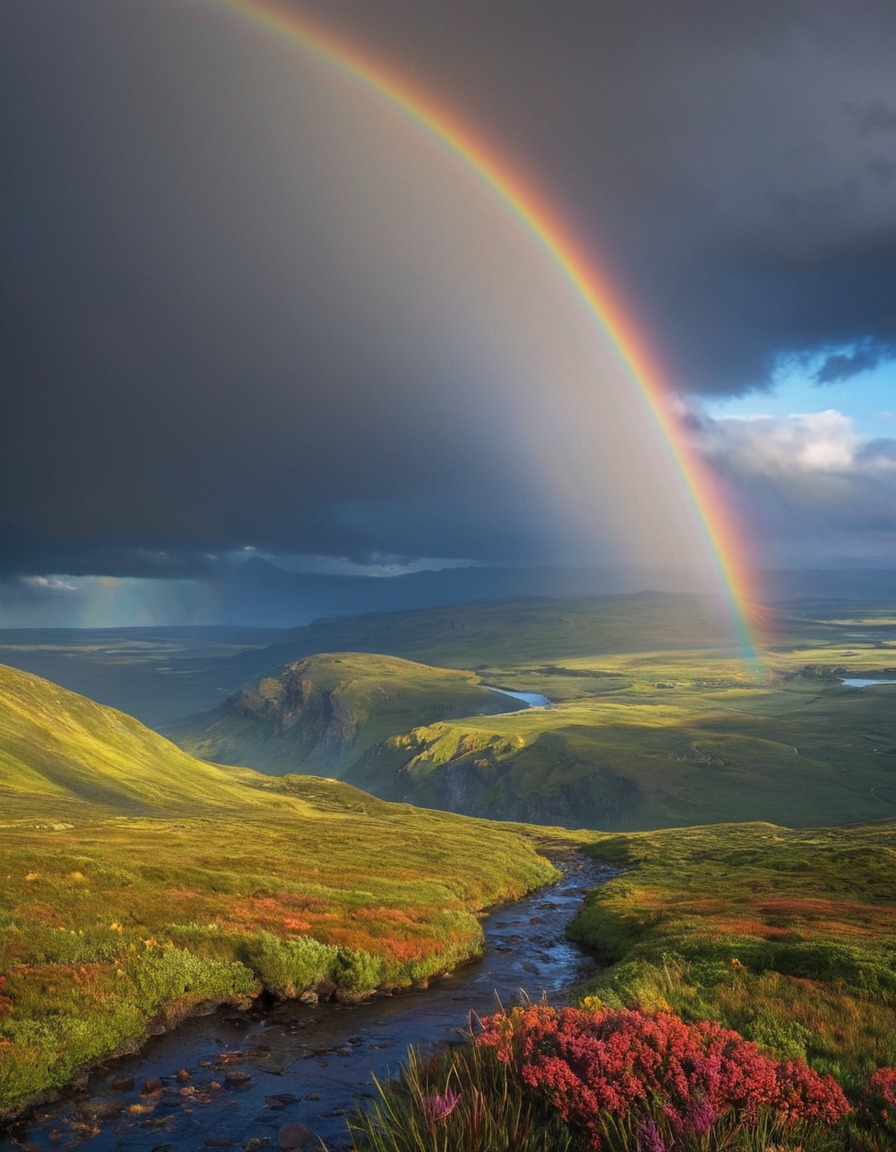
top-left (3, 1), bottom-right (896, 623)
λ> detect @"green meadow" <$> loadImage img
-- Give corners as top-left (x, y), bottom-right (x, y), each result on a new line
top-left (0, 664), bottom-right (564, 1117)
top-left (570, 820), bottom-right (896, 1086)
top-left (344, 816), bottom-right (896, 1152)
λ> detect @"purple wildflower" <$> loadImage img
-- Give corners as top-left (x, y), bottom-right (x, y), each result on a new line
top-left (637, 1116), bottom-right (667, 1152)
top-left (685, 1096), bottom-right (716, 1136)
top-left (422, 1088), bottom-right (461, 1127)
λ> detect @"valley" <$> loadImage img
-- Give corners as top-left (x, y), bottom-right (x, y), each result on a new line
top-left (8, 593), bottom-right (891, 831)
top-left (0, 663), bottom-right (568, 1118)
top-left (2, 591), bottom-right (896, 1148)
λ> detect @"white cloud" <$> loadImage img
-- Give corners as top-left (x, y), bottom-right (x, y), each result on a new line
top-left (683, 404), bottom-right (896, 565)
top-left (21, 575), bottom-right (78, 592)
top-left (696, 408), bottom-right (859, 475)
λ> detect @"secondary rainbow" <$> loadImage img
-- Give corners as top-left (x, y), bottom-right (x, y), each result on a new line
top-left (207, 0), bottom-right (762, 663)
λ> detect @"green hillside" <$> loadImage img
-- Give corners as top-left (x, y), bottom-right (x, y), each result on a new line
top-left (177, 652), bottom-right (518, 775)
top-left (0, 665), bottom-right (566, 1116)
top-left (0, 662), bottom-right (278, 813)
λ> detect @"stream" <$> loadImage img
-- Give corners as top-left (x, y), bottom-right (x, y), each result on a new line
top-left (2, 856), bottom-right (612, 1152)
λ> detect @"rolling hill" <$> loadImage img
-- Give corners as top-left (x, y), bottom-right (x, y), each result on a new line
top-left (0, 662), bottom-right (271, 813)
top-left (5, 594), bottom-right (896, 833)
top-left (175, 651), bottom-right (519, 776)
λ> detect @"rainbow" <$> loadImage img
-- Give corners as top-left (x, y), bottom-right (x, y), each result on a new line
top-left (206, 0), bottom-right (762, 663)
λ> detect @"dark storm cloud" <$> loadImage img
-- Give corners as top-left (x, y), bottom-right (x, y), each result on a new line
top-left (301, 0), bottom-right (896, 394)
top-left (1, 0), bottom-right (562, 578)
top-left (814, 341), bottom-right (896, 384)
top-left (3, 0), bottom-right (896, 584)
top-left (844, 98), bottom-right (896, 138)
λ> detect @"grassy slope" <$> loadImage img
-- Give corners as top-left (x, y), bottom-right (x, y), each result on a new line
top-left (569, 820), bottom-right (896, 1085)
top-left (0, 663), bottom-right (275, 812)
top-left (176, 652), bottom-right (518, 776)
top-left (237, 600), bottom-right (887, 829)
top-left (0, 664), bottom-right (568, 1115)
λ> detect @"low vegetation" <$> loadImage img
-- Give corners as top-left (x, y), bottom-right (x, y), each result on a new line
top-left (4, 597), bottom-right (896, 1145)
top-left (343, 819), bottom-right (896, 1151)
top-left (570, 821), bottom-right (896, 1085)
top-left (343, 1003), bottom-right (895, 1151)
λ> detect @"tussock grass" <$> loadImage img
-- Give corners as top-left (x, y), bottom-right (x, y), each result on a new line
top-left (571, 821), bottom-right (896, 1084)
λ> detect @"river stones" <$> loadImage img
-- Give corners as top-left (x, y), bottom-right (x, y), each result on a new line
top-left (224, 1068), bottom-right (253, 1089)
top-left (78, 1098), bottom-right (125, 1121)
top-left (278, 1120), bottom-right (321, 1149)
top-left (264, 1093), bottom-right (299, 1110)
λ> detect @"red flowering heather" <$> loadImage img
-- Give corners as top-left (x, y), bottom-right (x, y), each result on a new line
top-left (772, 1058), bottom-right (849, 1125)
top-left (476, 1004), bottom-right (849, 1149)
top-left (869, 1067), bottom-right (896, 1107)
top-left (865, 1066), bottom-right (896, 1125)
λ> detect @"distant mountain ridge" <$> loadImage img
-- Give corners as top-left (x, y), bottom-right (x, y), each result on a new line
top-left (213, 558), bottom-right (711, 627)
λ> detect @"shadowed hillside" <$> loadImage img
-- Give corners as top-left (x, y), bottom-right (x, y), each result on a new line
top-left (346, 670), bottom-right (896, 829)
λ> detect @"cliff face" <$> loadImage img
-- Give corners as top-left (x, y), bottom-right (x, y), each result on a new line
top-left (229, 668), bottom-right (360, 752)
